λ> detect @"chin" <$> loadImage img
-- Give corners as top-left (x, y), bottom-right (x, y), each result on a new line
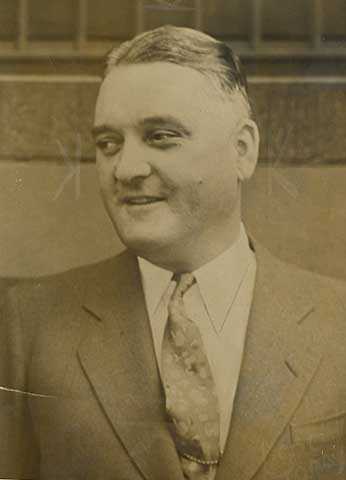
top-left (117, 224), bottom-right (181, 258)
top-left (117, 229), bottom-right (164, 255)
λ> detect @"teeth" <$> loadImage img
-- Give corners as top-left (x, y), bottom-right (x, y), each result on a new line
top-left (128, 197), bottom-right (161, 205)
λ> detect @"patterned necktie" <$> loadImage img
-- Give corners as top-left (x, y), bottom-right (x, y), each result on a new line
top-left (162, 273), bottom-right (221, 479)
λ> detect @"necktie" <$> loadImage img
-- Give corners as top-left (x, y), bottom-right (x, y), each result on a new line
top-left (162, 273), bottom-right (221, 479)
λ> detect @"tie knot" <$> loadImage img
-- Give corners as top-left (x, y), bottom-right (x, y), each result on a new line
top-left (172, 272), bottom-right (196, 297)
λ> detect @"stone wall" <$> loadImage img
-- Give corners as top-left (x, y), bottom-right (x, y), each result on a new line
top-left (1, 77), bottom-right (345, 279)
top-left (1, 77), bottom-right (346, 164)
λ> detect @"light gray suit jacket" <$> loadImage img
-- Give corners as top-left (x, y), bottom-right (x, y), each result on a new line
top-left (1, 242), bottom-right (346, 480)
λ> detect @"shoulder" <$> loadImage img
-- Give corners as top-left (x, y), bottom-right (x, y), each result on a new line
top-left (1, 250), bottom-right (138, 364)
top-left (278, 251), bottom-right (344, 310)
top-left (2, 250), bottom-right (136, 332)
top-left (7, 249), bottom-right (134, 304)
top-left (255, 240), bottom-right (346, 305)
top-left (254, 241), bottom-right (346, 346)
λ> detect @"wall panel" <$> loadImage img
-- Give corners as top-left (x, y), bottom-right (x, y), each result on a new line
top-left (0, 0), bottom-right (17, 40)
top-left (88, 0), bottom-right (136, 40)
top-left (28, 0), bottom-right (78, 40)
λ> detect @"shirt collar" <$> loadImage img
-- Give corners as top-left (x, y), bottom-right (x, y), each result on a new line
top-left (138, 223), bottom-right (253, 331)
top-left (193, 224), bottom-right (253, 332)
top-left (138, 256), bottom-right (172, 318)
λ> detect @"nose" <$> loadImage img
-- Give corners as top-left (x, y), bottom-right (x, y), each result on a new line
top-left (113, 138), bottom-right (151, 184)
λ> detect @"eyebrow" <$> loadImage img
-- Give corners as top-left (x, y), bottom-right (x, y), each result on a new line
top-left (138, 116), bottom-right (191, 136)
top-left (91, 124), bottom-right (119, 138)
top-left (92, 115), bottom-right (191, 138)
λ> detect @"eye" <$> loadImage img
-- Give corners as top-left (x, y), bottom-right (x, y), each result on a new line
top-left (95, 138), bottom-right (122, 157)
top-left (147, 130), bottom-right (180, 147)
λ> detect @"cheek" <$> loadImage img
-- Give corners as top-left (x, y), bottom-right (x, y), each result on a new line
top-left (96, 160), bottom-right (105, 181)
top-left (97, 161), bottom-right (113, 189)
top-left (168, 180), bottom-right (208, 226)
top-left (194, 169), bottom-right (238, 218)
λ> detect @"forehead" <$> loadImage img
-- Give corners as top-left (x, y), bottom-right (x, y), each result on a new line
top-left (95, 62), bottom-right (234, 127)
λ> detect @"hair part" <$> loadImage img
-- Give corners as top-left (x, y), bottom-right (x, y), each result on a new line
top-left (105, 25), bottom-right (253, 118)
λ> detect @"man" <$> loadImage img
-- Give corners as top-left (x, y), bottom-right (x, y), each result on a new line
top-left (1, 26), bottom-right (346, 480)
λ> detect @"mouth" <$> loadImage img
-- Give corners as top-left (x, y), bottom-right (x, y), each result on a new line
top-left (121, 195), bottom-right (166, 206)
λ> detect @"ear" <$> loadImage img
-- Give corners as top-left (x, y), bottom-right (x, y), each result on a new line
top-left (234, 119), bottom-right (260, 181)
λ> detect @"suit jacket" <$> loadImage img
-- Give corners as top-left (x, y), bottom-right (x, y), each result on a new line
top-left (1, 242), bottom-right (346, 480)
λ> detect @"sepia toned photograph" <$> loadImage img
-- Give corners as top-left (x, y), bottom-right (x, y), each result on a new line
top-left (0, 1), bottom-right (346, 479)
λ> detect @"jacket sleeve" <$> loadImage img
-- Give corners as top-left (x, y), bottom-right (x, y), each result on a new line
top-left (0, 284), bottom-right (40, 478)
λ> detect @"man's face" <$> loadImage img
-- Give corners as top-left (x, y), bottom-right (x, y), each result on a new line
top-left (94, 62), bottom-right (248, 266)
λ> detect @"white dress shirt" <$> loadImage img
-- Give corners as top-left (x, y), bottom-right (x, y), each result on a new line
top-left (138, 224), bottom-right (256, 453)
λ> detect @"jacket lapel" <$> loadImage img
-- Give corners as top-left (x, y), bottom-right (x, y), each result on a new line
top-left (216, 243), bottom-right (323, 480)
top-left (77, 251), bottom-right (184, 480)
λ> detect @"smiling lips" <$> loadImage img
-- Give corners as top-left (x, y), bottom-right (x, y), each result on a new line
top-left (121, 195), bottom-right (166, 206)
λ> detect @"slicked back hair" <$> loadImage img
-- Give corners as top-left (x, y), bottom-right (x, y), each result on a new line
top-left (105, 25), bottom-right (253, 117)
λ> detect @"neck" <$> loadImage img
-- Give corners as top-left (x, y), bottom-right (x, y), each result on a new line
top-left (138, 214), bottom-right (242, 273)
